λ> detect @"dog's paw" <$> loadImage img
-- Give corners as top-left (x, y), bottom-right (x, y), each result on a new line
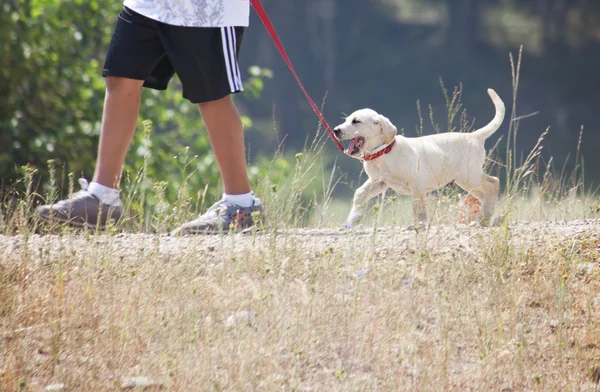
top-left (345, 210), bottom-right (362, 230)
top-left (490, 215), bottom-right (506, 227)
top-left (478, 216), bottom-right (505, 228)
top-left (478, 218), bottom-right (491, 228)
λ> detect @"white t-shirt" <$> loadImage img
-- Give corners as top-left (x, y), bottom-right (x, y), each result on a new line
top-left (123, 0), bottom-right (250, 27)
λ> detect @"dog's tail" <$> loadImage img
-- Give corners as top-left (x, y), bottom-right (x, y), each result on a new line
top-left (472, 89), bottom-right (505, 142)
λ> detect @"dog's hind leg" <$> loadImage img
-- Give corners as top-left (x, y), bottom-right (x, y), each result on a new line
top-left (346, 179), bottom-right (388, 228)
top-left (480, 174), bottom-right (500, 220)
top-left (467, 174), bottom-right (499, 225)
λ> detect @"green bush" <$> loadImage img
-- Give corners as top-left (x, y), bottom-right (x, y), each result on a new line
top-left (0, 1), bottom-right (310, 204)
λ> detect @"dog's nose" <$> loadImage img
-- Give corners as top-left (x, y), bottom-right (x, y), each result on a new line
top-left (333, 127), bottom-right (341, 137)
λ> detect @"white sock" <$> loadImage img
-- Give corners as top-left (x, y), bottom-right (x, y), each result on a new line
top-left (88, 182), bottom-right (121, 206)
top-left (223, 192), bottom-right (255, 208)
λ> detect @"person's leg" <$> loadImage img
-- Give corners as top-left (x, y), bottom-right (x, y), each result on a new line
top-left (156, 25), bottom-right (262, 234)
top-left (35, 77), bottom-right (147, 229)
top-left (171, 93), bottom-right (264, 235)
top-left (36, 6), bottom-right (171, 229)
top-left (92, 6), bottom-right (174, 190)
top-left (197, 95), bottom-right (251, 196)
top-left (93, 76), bottom-right (145, 189)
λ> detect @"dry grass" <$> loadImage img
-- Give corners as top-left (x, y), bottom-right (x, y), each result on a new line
top-left (1, 220), bottom-right (600, 391)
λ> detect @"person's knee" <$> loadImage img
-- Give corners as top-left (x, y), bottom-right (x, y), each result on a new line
top-left (105, 76), bottom-right (143, 95)
top-left (197, 94), bottom-right (233, 111)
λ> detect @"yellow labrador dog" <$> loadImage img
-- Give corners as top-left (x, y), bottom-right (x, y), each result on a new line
top-left (334, 89), bottom-right (505, 229)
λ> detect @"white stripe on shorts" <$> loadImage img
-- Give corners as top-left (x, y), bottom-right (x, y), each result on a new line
top-left (220, 27), bottom-right (236, 92)
top-left (228, 27), bottom-right (244, 92)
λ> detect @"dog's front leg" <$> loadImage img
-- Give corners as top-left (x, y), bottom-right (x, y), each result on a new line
top-left (408, 190), bottom-right (427, 230)
top-left (346, 179), bottom-right (387, 229)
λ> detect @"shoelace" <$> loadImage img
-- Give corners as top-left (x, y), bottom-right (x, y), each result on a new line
top-left (207, 199), bottom-right (253, 217)
top-left (78, 178), bottom-right (89, 191)
top-left (57, 178), bottom-right (93, 204)
top-left (71, 178), bottom-right (93, 200)
top-left (207, 199), bottom-right (228, 213)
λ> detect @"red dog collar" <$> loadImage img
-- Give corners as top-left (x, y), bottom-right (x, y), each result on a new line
top-left (362, 139), bottom-right (396, 161)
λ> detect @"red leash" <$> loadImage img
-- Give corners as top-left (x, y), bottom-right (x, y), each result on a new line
top-left (250, 0), bottom-right (344, 152)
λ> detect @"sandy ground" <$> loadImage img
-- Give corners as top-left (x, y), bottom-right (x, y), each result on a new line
top-left (1, 220), bottom-right (599, 263)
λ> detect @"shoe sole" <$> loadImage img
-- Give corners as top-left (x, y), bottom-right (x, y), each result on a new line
top-left (171, 225), bottom-right (263, 236)
top-left (37, 212), bottom-right (109, 231)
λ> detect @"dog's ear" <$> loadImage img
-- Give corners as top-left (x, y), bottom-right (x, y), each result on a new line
top-left (376, 114), bottom-right (397, 144)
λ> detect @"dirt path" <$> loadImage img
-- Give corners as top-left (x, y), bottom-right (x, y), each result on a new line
top-left (2, 219), bottom-right (599, 263)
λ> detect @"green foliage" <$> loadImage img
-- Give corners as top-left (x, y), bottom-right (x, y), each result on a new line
top-left (0, 0), bottom-right (337, 233)
top-left (0, 0), bottom-right (120, 188)
top-left (0, 0), bottom-right (284, 210)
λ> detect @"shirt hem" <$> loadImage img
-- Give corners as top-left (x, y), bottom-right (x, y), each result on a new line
top-left (122, 2), bottom-right (249, 28)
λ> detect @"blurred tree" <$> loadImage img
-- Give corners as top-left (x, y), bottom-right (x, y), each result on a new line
top-left (242, 0), bottom-right (600, 187)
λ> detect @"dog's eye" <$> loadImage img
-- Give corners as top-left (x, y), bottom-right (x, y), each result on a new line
top-left (352, 118), bottom-right (361, 124)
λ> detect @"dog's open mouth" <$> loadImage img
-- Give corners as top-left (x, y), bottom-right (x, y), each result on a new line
top-left (343, 137), bottom-right (364, 155)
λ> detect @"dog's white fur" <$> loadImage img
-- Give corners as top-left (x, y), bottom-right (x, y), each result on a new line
top-left (334, 89), bottom-right (506, 228)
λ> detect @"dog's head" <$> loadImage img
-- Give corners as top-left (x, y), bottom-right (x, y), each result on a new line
top-left (333, 109), bottom-right (397, 158)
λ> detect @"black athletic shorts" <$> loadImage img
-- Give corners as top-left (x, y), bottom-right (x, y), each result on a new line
top-left (102, 6), bottom-right (245, 103)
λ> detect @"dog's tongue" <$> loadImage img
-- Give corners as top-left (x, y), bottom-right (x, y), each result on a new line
top-left (346, 138), bottom-right (357, 155)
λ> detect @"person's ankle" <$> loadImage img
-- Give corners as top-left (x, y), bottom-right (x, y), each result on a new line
top-left (223, 192), bottom-right (255, 208)
top-left (88, 182), bottom-right (121, 206)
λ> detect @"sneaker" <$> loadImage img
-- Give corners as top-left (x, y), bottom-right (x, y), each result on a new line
top-left (35, 178), bottom-right (123, 230)
top-left (171, 196), bottom-right (264, 235)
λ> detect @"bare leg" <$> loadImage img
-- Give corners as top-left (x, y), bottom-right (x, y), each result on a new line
top-left (346, 179), bottom-right (388, 228)
top-left (92, 76), bottom-right (144, 188)
top-left (197, 95), bottom-right (250, 195)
